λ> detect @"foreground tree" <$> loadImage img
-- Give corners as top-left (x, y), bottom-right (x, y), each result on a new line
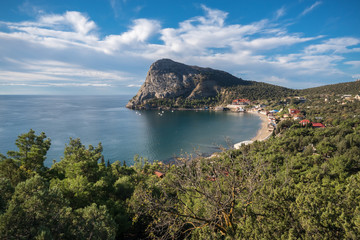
top-left (0, 130), bottom-right (51, 186)
top-left (7, 129), bottom-right (51, 173)
top-left (0, 175), bottom-right (71, 239)
top-left (130, 150), bottom-right (264, 239)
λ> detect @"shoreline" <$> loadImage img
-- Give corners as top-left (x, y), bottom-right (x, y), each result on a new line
top-left (247, 111), bottom-right (273, 141)
top-left (232, 111), bottom-right (273, 149)
top-left (208, 111), bottom-right (274, 156)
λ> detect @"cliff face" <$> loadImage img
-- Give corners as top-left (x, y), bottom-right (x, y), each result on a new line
top-left (126, 59), bottom-right (247, 109)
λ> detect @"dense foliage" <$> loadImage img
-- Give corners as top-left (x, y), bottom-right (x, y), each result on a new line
top-left (220, 81), bottom-right (297, 102)
top-left (1, 95), bottom-right (360, 239)
top-left (0, 134), bottom-right (161, 239)
top-left (301, 80), bottom-right (360, 96)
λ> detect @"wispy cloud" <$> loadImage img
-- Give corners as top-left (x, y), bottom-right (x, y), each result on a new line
top-left (304, 37), bottom-right (360, 54)
top-left (275, 7), bottom-right (286, 19)
top-left (0, 58), bottom-right (132, 87)
top-left (0, 82), bottom-right (111, 87)
top-left (0, 4), bottom-right (358, 92)
top-left (345, 61), bottom-right (360, 67)
top-left (352, 74), bottom-right (360, 79)
top-left (301, 1), bottom-right (322, 16)
top-left (109, 0), bottom-right (120, 18)
top-left (127, 84), bottom-right (142, 88)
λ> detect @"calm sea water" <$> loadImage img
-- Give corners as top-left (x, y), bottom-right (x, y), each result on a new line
top-left (0, 95), bottom-right (261, 166)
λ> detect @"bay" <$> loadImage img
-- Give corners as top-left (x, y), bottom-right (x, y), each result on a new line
top-left (0, 95), bottom-right (261, 166)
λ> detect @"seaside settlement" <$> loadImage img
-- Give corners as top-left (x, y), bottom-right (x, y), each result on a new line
top-left (216, 95), bottom-right (360, 148)
top-left (230, 93), bottom-right (360, 149)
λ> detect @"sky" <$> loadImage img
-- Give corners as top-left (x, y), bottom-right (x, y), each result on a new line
top-left (0, 0), bottom-right (359, 95)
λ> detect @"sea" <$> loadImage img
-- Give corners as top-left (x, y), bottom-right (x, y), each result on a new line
top-left (0, 95), bottom-right (262, 167)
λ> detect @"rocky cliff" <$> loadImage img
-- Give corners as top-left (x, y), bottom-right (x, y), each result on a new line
top-left (126, 59), bottom-right (248, 109)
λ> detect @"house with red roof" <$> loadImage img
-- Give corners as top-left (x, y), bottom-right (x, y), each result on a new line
top-left (312, 122), bottom-right (326, 128)
top-left (288, 109), bottom-right (301, 115)
top-left (232, 99), bottom-right (251, 105)
top-left (154, 171), bottom-right (165, 178)
top-left (299, 119), bottom-right (311, 126)
top-left (293, 114), bottom-right (304, 121)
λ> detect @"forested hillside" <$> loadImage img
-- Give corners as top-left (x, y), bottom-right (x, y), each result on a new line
top-left (1, 95), bottom-right (360, 239)
top-left (301, 80), bottom-right (360, 95)
top-left (220, 81), bottom-right (297, 102)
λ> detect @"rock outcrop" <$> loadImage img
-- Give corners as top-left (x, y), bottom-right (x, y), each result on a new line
top-left (126, 59), bottom-right (248, 109)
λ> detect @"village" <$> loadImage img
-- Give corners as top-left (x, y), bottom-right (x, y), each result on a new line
top-left (226, 93), bottom-right (360, 148)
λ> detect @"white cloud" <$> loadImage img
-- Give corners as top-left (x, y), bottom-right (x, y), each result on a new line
top-left (199, 5), bottom-right (228, 27)
top-left (275, 7), bottom-right (286, 19)
top-left (101, 19), bottom-right (161, 53)
top-left (238, 35), bottom-right (318, 51)
top-left (9, 11), bottom-right (97, 34)
top-left (345, 61), bottom-right (360, 67)
top-left (305, 37), bottom-right (360, 54)
top-left (63, 11), bottom-right (96, 34)
top-left (0, 58), bottom-right (132, 88)
top-left (0, 82), bottom-right (111, 87)
top-left (0, 5), bottom-right (358, 92)
top-left (127, 84), bottom-right (142, 88)
top-left (301, 1), bottom-right (322, 16)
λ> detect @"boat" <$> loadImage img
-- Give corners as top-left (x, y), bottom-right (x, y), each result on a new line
top-left (237, 107), bottom-right (245, 112)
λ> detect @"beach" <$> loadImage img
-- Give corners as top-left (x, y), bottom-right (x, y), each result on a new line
top-left (233, 111), bottom-right (273, 150)
top-left (248, 112), bottom-right (273, 141)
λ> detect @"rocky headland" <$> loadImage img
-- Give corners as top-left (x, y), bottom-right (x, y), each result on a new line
top-left (126, 59), bottom-right (300, 109)
top-left (126, 59), bottom-right (250, 109)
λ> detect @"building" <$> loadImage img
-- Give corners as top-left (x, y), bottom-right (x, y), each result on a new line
top-left (154, 171), bottom-right (165, 178)
top-left (255, 104), bottom-right (267, 109)
top-left (299, 119), bottom-right (311, 126)
top-left (269, 110), bottom-right (279, 114)
top-left (295, 96), bottom-right (307, 102)
top-left (288, 109), bottom-right (301, 115)
top-left (312, 122), bottom-right (326, 128)
top-left (283, 114), bottom-right (290, 119)
top-left (293, 114), bottom-right (304, 121)
top-left (232, 99), bottom-right (251, 105)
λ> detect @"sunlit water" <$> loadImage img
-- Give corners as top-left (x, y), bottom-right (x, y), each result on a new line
top-left (0, 95), bottom-right (261, 166)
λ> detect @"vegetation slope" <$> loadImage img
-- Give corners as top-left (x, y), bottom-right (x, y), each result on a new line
top-left (301, 80), bottom-right (360, 96)
top-left (1, 93), bottom-right (360, 239)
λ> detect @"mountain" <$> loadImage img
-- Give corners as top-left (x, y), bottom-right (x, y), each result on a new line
top-left (126, 59), bottom-right (247, 109)
top-left (126, 59), bottom-right (295, 109)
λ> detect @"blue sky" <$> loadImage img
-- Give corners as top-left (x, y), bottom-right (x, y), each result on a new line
top-left (0, 0), bottom-right (359, 95)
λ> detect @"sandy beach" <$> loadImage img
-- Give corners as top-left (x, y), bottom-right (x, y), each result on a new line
top-left (248, 111), bottom-right (273, 141)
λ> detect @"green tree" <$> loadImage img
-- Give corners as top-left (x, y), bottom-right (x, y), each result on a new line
top-left (0, 158), bottom-right (27, 186)
top-left (52, 138), bottom-right (102, 181)
top-left (0, 175), bottom-right (71, 240)
top-left (71, 203), bottom-right (116, 240)
top-left (0, 178), bottom-right (14, 213)
top-left (7, 129), bottom-right (51, 174)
